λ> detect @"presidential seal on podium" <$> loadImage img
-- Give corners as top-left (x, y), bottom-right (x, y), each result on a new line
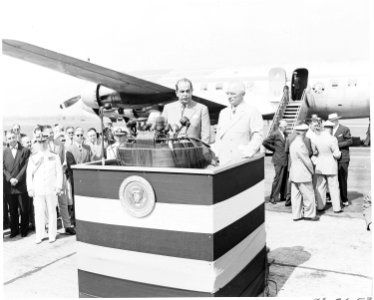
top-left (119, 176), bottom-right (156, 218)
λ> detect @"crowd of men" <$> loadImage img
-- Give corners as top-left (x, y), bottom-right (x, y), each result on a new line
top-left (3, 77), bottom-right (359, 245)
top-left (263, 113), bottom-right (353, 221)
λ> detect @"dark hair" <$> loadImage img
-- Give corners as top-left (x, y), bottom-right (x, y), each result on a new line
top-left (175, 78), bottom-right (193, 92)
top-left (87, 128), bottom-right (97, 133)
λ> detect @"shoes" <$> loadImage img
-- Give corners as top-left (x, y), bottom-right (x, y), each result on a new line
top-left (334, 210), bottom-right (343, 214)
top-left (49, 238), bottom-right (56, 243)
top-left (21, 231), bottom-right (28, 237)
top-left (35, 239), bottom-right (42, 244)
top-left (293, 218), bottom-right (303, 221)
top-left (269, 199), bottom-right (277, 204)
top-left (304, 216), bottom-right (320, 221)
top-left (65, 227), bottom-right (76, 235)
top-left (285, 201), bottom-right (291, 207)
top-left (342, 201), bottom-right (349, 207)
top-left (9, 231), bottom-right (19, 238)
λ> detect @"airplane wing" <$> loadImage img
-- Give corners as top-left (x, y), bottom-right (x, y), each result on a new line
top-left (2, 40), bottom-right (225, 121)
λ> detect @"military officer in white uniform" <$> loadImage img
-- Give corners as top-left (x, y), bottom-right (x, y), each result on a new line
top-left (311, 120), bottom-right (342, 213)
top-left (26, 133), bottom-right (63, 244)
top-left (214, 82), bottom-right (263, 165)
top-left (162, 78), bottom-right (211, 144)
top-left (289, 124), bottom-right (318, 221)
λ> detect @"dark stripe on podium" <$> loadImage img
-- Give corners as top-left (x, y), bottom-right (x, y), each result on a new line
top-left (78, 247), bottom-right (266, 298)
top-left (76, 203), bottom-right (264, 261)
top-left (213, 156), bottom-right (264, 202)
top-left (73, 159), bottom-right (263, 205)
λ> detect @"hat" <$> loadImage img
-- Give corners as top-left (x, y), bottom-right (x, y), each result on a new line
top-left (323, 120), bottom-right (335, 128)
top-left (294, 124), bottom-right (309, 131)
top-left (112, 127), bottom-right (127, 136)
top-left (311, 114), bottom-right (319, 120)
top-left (328, 113), bottom-right (341, 120)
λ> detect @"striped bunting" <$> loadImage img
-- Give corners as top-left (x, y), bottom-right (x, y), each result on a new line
top-left (77, 224), bottom-right (265, 294)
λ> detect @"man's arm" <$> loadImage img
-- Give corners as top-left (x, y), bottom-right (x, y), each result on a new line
top-left (26, 156), bottom-right (35, 196)
top-left (241, 107), bottom-right (264, 157)
top-left (331, 137), bottom-right (341, 159)
top-left (15, 148), bottom-right (30, 183)
top-left (262, 132), bottom-right (276, 152)
top-left (338, 127), bottom-right (353, 148)
top-left (200, 105), bottom-right (211, 144)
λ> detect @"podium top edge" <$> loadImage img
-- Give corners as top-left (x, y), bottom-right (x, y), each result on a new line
top-left (71, 153), bottom-right (264, 175)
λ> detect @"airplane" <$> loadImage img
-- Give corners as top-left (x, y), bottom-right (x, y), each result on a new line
top-left (2, 40), bottom-right (370, 130)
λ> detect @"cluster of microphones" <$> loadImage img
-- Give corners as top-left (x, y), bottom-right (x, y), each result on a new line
top-left (125, 116), bottom-right (190, 140)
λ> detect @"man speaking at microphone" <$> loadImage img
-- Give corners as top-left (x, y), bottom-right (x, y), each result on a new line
top-left (162, 78), bottom-right (211, 143)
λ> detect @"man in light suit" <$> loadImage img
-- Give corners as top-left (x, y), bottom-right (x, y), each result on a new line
top-left (262, 119), bottom-right (288, 204)
top-left (162, 78), bottom-right (211, 144)
top-left (312, 121), bottom-right (342, 213)
top-left (3, 131), bottom-right (30, 237)
top-left (26, 133), bottom-right (63, 244)
top-left (214, 82), bottom-right (263, 165)
top-left (289, 124), bottom-right (318, 221)
top-left (329, 113), bottom-right (352, 207)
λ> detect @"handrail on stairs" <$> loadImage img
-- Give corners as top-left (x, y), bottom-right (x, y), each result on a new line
top-left (266, 86), bottom-right (290, 137)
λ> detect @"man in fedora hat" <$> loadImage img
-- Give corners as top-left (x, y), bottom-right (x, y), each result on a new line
top-left (312, 120), bottom-right (342, 213)
top-left (262, 119), bottom-right (288, 204)
top-left (288, 123), bottom-right (318, 221)
top-left (328, 113), bottom-right (352, 207)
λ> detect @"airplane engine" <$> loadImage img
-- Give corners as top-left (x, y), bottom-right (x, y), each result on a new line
top-left (80, 83), bottom-right (117, 109)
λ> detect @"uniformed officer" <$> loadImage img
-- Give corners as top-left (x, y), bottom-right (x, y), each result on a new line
top-left (289, 124), bottom-right (318, 221)
top-left (26, 133), bottom-right (63, 244)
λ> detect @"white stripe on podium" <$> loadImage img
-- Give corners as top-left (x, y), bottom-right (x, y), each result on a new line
top-left (77, 224), bottom-right (265, 293)
top-left (75, 180), bottom-right (264, 234)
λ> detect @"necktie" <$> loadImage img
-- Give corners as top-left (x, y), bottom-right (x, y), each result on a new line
top-left (181, 104), bottom-right (186, 117)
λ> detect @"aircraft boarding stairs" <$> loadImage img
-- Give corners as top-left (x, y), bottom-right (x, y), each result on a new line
top-left (265, 88), bottom-right (309, 151)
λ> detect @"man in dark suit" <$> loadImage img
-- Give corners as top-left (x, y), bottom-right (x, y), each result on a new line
top-left (3, 131), bottom-right (30, 237)
top-left (263, 119), bottom-right (288, 204)
top-left (329, 113), bottom-right (352, 207)
top-left (284, 121), bottom-right (313, 206)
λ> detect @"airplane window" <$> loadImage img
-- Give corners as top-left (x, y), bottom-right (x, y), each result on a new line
top-left (215, 83), bottom-right (223, 90)
top-left (348, 79), bottom-right (357, 87)
top-left (200, 83), bottom-right (208, 91)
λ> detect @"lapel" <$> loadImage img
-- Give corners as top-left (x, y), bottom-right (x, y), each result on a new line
top-left (12, 143), bottom-right (22, 169)
top-left (218, 105), bottom-right (246, 139)
top-left (334, 124), bottom-right (341, 138)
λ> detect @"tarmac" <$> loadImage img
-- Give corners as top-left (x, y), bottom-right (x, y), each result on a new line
top-left (2, 147), bottom-right (372, 298)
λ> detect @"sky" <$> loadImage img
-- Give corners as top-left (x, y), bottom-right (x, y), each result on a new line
top-left (0, 0), bottom-right (371, 118)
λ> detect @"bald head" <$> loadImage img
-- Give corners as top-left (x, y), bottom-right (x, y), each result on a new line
top-left (226, 82), bottom-right (246, 107)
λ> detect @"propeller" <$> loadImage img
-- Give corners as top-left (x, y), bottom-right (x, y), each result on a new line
top-left (59, 95), bottom-right (81, 109)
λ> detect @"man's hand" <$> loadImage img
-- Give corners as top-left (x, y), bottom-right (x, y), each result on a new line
top-left (28, 190), bottom-right (34, 198)
top-left (10, 178), bottom-right (18, 186)
top-left (55, 187), bottom-right (63, 196)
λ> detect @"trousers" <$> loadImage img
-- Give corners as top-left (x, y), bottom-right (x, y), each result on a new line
top-left (315, 174), bottom-right (341, 212)
top-left (291, 182), bottom-right (316, 220)
top-left (34, 194), bottom-right (58, 241)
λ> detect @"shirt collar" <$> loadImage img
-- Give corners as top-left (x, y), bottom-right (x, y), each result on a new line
top-left (10, 143), bottom-right (18, 150)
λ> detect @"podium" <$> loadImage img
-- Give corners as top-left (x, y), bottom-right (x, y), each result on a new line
top-left (72, 154), bottom-right (265, 297)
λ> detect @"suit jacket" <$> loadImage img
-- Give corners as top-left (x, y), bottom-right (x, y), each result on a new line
top-left (289, 137), bottom-right (313, 183)
top-left (285, 132), bottom-right (313, 157)
top-left (49, 140), bottom-right (65, 164)
top-left (3, 142), bottom-right (30, 195)
top-left (162, 100), bottom-right (211, 143)
top-left (65, 143), bottom-right (92, 164)
top-left (312, 132), bottom-right (341, 175)
top-left (334, 124), bottom-right (352, 163)
top-left (214, 101), bottom-right (263, 165)
top-left (262, 129), bottom-right (288, 166)
top-left (26, 151), bottom-right (63, 196)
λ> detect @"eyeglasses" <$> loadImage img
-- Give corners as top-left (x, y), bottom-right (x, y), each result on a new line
top-left (76, 134), bottom-right (83, 137)
top-left (67, 131), bottom-right (74, 134)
